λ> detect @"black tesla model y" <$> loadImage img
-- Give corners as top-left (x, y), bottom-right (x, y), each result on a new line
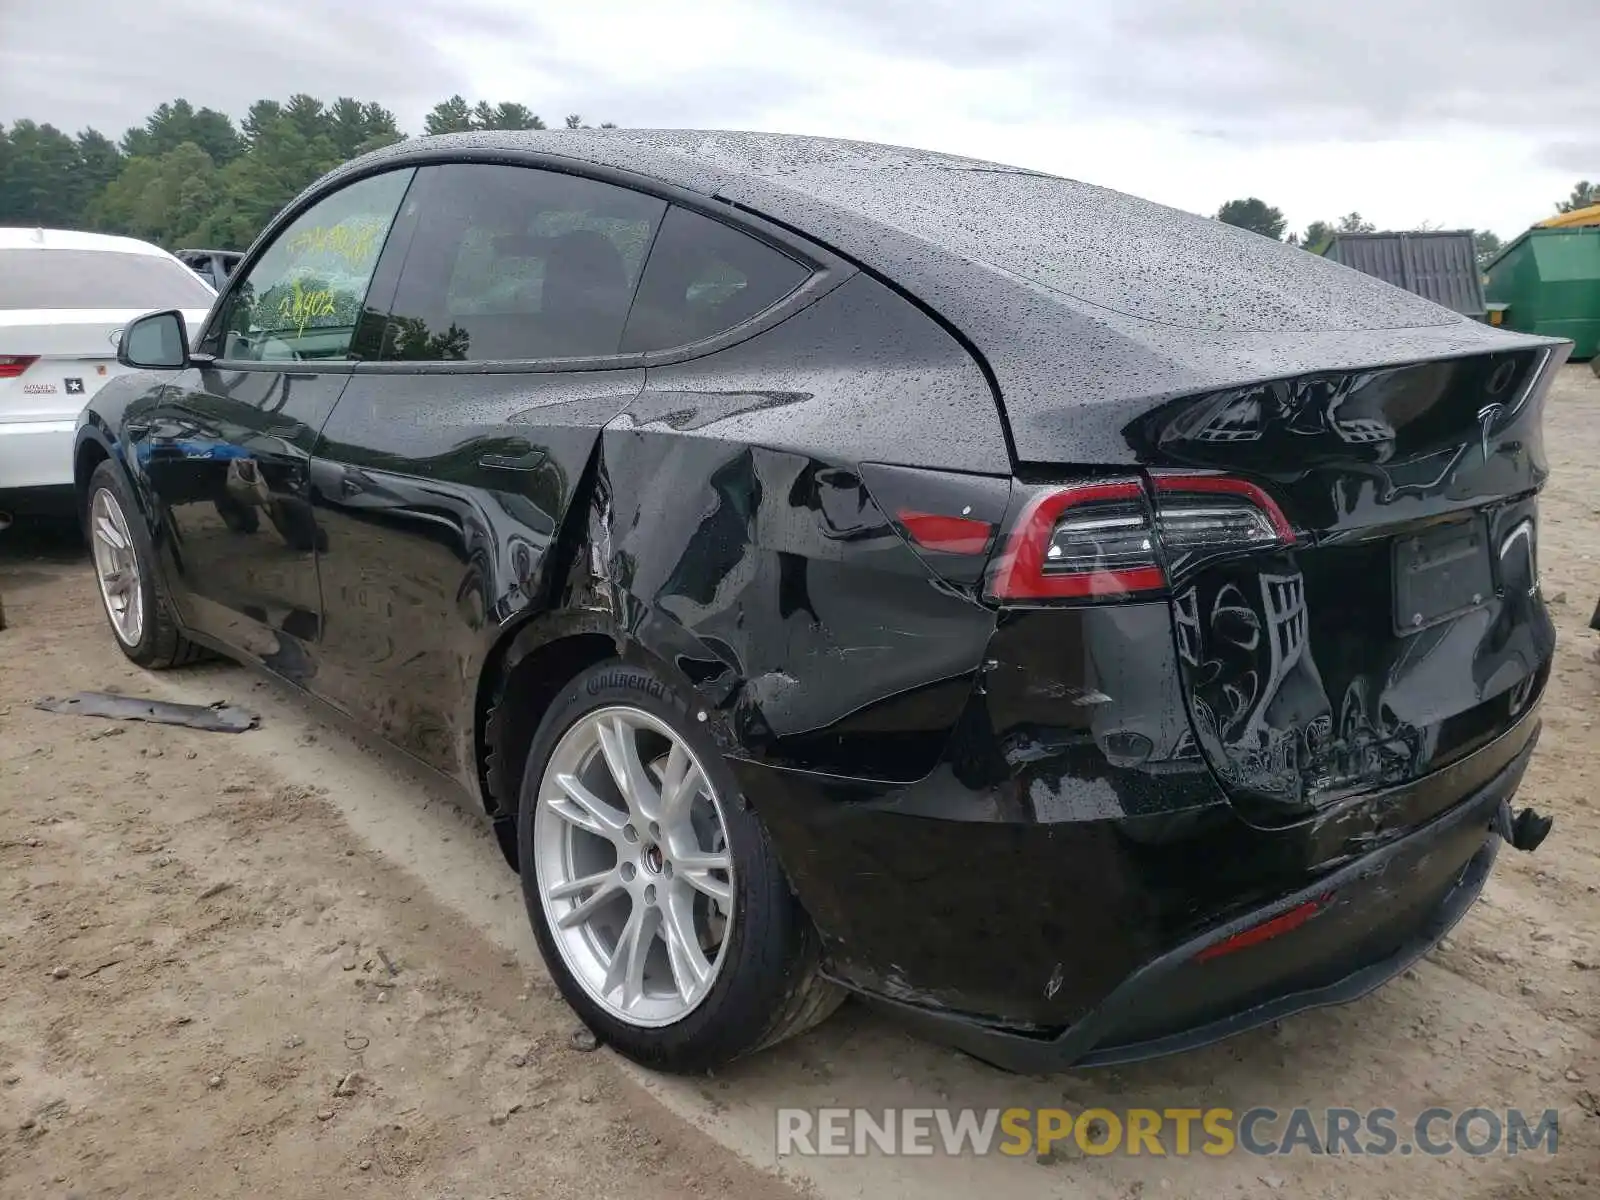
top-left (74, 131), bottom-right (1565, 1073)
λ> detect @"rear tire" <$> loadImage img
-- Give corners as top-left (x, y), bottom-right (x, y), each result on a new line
top-left (85, 461), bottom-right (205, 670)
top-left (517, 660), bottom-right (840, 1072)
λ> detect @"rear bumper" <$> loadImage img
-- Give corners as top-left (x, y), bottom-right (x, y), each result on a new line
top-left (869, 765), bottom-right (1512, 1072)
top-left (737, 700), bottom-right (1538, 1072)
top-left (0, 419), bottom-right (75, 491)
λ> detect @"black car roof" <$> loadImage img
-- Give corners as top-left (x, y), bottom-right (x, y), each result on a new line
top-left (329, 130), bottom-right (1556, 463)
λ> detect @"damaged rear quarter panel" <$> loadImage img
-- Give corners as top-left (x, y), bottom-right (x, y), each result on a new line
top-left (593, 428), bottom-right (998, 782)
top-left (589, 268), bottom-right (1008, 782)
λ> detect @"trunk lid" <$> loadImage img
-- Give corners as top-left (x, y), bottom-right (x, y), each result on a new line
top-left (0, 308), bottom-right (210, 421)
top-left (1140, 346), bottom-right (1564, 820)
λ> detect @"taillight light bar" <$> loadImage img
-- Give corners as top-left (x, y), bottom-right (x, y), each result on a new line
top-left (1151, 472), bottom-right (1294, 541)
top-left (986, 472), bottom-right (1294, 602)
top-left (989, 481), bottom-right (1164, 599)
top-left (0, 355), bottom-right (38, 380)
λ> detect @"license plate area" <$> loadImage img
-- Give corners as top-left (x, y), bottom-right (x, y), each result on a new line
top-left (1393, 518), bottom-right (1494, 634)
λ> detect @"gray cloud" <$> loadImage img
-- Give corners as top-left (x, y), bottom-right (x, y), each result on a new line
top-left (803, 0), bottom-right (1600, 146)
top-left (0, 0), bottom-right (820, 139)
top-left (472, 48), bottom-right (822, 131)
top-left (1539, 141), bottom-right (1600, 175)
top-left (2, 0), bottom-right (1593, 203)
top-left (0, 0), bottom-right (475, 136)
top-left (0, 0), bottom-right (825, 142)
top-left (1113, 0), bottom-right (1597, 135)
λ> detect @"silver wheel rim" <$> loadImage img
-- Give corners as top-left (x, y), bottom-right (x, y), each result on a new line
top-left (90, 488), bottom-right (143, 647)
top-left (533, 705), bottom-right (735, 1027)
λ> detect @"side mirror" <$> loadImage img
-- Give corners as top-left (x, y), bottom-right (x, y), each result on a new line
top-left (118, 309), bottom-right (190, 370)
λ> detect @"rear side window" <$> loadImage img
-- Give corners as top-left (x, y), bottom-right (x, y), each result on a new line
top-left (211, 168), bottom-right (413, 362)
top-left (378, 164), bottom-right (666, 362)
top-left (621, 207), bottom-right (809, 352)
top-left (0, 249), bottom-right (216, 311)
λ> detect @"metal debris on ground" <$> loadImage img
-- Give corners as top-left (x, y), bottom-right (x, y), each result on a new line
top-left (34, 692), bottom-right (260, 732)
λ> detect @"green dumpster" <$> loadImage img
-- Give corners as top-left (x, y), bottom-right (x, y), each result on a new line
top-left (1484, 227), bottom-right (1600, 359)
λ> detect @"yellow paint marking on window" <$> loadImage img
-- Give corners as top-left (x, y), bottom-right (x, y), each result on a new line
top-left (277, 279), bottom-right (340, 337)
top-left (287, 218), bottom-right (387, 270)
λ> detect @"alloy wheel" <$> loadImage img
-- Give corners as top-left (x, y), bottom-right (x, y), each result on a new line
top-left (90, 488), bottom-right (144, 647)
top-left (532, 705), bottom-right (735, 1027)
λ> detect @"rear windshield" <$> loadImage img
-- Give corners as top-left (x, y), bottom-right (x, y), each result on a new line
top-left (0, 248), bottom-right (216, 311)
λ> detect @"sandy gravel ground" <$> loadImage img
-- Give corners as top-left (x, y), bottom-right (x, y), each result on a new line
top-left (0, 564), bottom-right (807, 1200)
top-left (3, 365), bottom-right (1599, 1200)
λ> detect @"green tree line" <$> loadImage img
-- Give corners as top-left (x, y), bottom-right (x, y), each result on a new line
top-left (1215, 181), bottom-right (1597, 268)
top-left (0, 95), bottom-right (613, 252)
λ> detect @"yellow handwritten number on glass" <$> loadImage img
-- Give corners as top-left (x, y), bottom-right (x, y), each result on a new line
top-left (276, 279), bottom-right (339, 338)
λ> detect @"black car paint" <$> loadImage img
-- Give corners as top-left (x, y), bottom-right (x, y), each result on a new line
top-left (312, 130), bottom-right (1549, 464)
top-left (874, 756), bottom-right (1522, 1070)
top-left (731, 641), bottom-right (1543, 1031)
top-left (309, 371), bottom-right (646, 774)
top-left (78, 235), bottom-right (1009, 783)
top-left (137, 364), bottom-right (347, 682)
top-left (74, 130), bottom-right (1565, 1070)
top-left (1141, 350), bottom-right (1559, 819)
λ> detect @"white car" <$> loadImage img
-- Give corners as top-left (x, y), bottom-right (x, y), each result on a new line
top-left (0, 228), bottom-right (215, 515)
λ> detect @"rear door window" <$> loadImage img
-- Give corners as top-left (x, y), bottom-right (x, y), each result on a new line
top-left (377, 164), bottom-right (666, 362)
top-left (621, 206), bottom-right (809, 352)
top-left (0, 249), bottom-right (216, 310)
top-left (209, 168), bottom-right (414, 362)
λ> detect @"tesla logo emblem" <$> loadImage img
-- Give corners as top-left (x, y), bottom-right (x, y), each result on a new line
top-left (1487, 359), bottom-right (1518, 394)
top-left (1477, 403), bottom-right (1504, 460)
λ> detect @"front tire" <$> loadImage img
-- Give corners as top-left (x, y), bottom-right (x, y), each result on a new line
top-left (517, 660), bottom-right (839, 1072)
top-left (85, 460), bottom-right (204, 669)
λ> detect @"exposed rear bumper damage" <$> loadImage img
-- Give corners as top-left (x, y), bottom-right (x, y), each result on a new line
top-left (737, 708), bottom-right (1545, 1073)
top-left (878, 751), bottom-right (1538, 1072)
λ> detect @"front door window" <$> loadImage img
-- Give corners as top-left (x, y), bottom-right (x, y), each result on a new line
top-left (208, 169), bottom-right (413, 363)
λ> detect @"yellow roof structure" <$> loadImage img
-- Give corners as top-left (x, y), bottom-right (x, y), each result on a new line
top-left (1538, 203), bottom-right (1600, 229)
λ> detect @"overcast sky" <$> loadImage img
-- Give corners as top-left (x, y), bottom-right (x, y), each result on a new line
top-left (2, 0), bottom-right (1595, 238)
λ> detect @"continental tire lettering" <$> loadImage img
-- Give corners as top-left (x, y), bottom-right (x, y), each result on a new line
top-left (587, 668), bottom-right (667, 703)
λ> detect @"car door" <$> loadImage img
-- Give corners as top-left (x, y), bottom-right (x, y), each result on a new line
top-left (307, 163), bottom-right (666, 774)
top-left (134, 169), bottom-right (414, 683)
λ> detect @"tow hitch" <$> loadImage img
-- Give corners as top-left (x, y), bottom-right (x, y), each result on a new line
top-left (1496, 801), bottom-right (1554, 852)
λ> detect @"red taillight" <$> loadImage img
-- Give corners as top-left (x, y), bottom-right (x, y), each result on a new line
top-left (0, 355), bottom-right (38, 380)
top-left (989, 480), bottom-right (1164, 599)
top-left (986, 473), bottom-right (1294, 602)
top-left (1194, 896), bottom-right (1329, 962)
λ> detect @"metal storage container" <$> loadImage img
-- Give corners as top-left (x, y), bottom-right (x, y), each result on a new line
top-left (1485, 227), bottom-right (1600, 360)
top-left (1323, 231), bottom-right (1486, 318)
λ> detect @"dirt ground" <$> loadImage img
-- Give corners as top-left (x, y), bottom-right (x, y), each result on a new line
top-left (3, 366), bottom-right (1600, 1200)
top-left (0, 580), bottom-right (808, 1198)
